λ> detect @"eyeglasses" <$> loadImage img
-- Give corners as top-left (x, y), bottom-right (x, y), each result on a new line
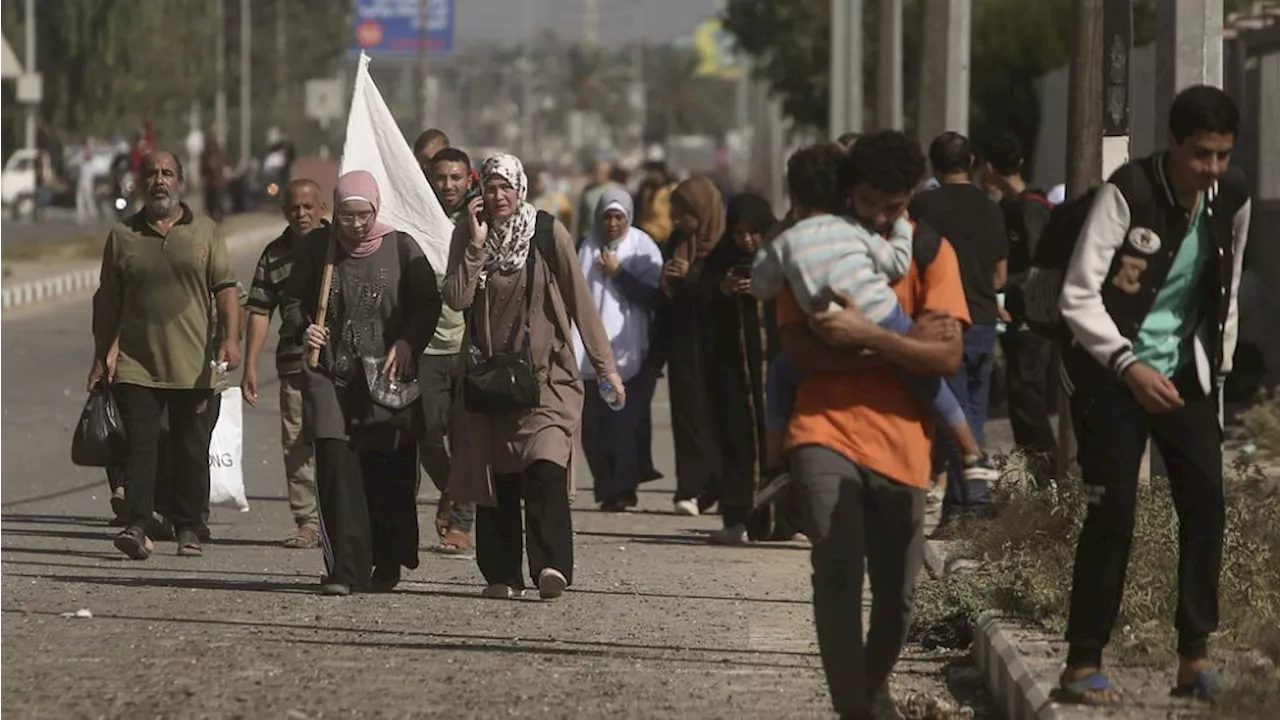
top-left (335, 210), bottom-right (374, 225)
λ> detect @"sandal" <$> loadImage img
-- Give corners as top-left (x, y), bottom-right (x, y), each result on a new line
top-left (1055, 670), bottom-right (1123, 706)
top-left (176, 529), bottom-right (203, 557)
top-left (113, 526), bottom-right (153, 560)
top-left (1171, 666), bottom-right (1222, 701)
top-left (436, 529), bottom-right (473, 555)
top-left (283, 523), bottom-right (321, 549)
top-left (435, 494), bottom-right (452, 539)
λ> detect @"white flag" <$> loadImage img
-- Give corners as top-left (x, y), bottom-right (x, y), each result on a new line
top-left (340, 52), bottom-right (453, 273)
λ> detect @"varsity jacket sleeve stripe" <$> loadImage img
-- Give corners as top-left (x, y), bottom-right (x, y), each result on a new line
top-left (1220, 197), bottom-right (1252, 376)
top-left (1059, 183), bottom-right (1139, 378)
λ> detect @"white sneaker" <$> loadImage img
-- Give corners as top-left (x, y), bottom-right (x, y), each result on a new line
top-left (708, 524), bottom-right (748, 545)
top-left (673, 499), bottom-right (700, 516)
top-left (537, 568), bottom-right (567, 600)
top-left (481, 583), bottom-right (515, 599)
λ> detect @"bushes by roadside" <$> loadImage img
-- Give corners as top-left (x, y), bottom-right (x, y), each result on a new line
top-left (911, 454), bottom-right (1280, 673)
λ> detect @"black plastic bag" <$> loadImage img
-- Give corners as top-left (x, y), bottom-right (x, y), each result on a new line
top-left (71, 381), bottom-right (127, 467)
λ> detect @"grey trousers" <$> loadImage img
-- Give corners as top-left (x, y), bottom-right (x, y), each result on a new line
top-left (790, 445), bottom-right (926, 716)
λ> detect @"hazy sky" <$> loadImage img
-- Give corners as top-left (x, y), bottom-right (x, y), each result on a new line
top-left (454, 0), bottom-right (726, 45)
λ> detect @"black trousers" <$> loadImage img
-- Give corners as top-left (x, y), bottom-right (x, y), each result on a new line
top-left (583, 371), bottom-right (656, 505)
top-left (315, 439), bottom-right (419, 588)
top-left (999, 330), bottom-right (1059, 474)
top-left (476, 460), bottom-right (574, 589)
top-left (666, 341), bottom-right (721, 503)
top-left (115, 385), bottom-right (218, 533)
top-left (1064, 371), bottom-right (1223, 666)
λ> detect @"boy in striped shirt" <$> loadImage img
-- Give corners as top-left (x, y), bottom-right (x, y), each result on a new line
top-left (753, 144), bottom-right (995, 481)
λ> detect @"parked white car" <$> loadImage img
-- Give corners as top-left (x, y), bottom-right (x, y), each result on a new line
top-left (1, 148), bottom-right (48, 219)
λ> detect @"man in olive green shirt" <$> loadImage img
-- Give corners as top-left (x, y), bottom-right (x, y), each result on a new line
top-left (422, 144), bottom-right (475, 552)
top-left (90, 150), bottom-right (241, 560)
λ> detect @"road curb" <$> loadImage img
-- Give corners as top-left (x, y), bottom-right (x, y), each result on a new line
top-left (973, 612), bottom-right (1061, 720)
top-left (1, 225), bottom-right (279, 311)
top-left (922, 537), bottom-right (947, 579)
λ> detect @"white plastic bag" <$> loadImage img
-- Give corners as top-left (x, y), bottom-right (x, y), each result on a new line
top-left (340, 52), bottom-right (454, 273)
top-left (209, 387), bottom-right (249, 511)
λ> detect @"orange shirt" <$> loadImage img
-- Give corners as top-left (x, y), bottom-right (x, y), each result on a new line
top-left (777, 239), bottom-right (971, 489)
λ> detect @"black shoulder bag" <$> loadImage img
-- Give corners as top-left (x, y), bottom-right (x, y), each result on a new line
top-left (462, 212), bottom-right (555, 415)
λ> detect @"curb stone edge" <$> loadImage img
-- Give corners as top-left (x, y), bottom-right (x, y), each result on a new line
top-left (1, 226), bottom-right (279, 311)
top-left (973, 611), bottom-right (1062, 720)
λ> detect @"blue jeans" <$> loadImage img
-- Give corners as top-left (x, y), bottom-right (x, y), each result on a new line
top-left (938, 324), bottom-right (999, 513)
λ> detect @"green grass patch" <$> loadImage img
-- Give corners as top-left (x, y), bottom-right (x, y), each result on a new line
top-left (911, 453), bottom-right (1280, 671)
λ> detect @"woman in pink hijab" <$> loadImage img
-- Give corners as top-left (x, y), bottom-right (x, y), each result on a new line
top-left (281, 170), bottom-right (443, 596)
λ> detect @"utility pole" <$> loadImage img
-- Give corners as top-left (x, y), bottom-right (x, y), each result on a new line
top-left (1057, 0), bottom-right (1105, 481)
top-left (916, 0), bottom-right (971, 151)
top-left (876, 0), bottom-right (904, 130)
top-left (418, 0), bottom-right (431, 131)
top-left (521, 0), bottom-right (534, 158)
top-left (215, 0), bottom-right (228, 149)
top-left (1155, 0), bottom-right (1223, 119)
top-left (1101, 0), bottom-right (1132, 179)
top-left (239, 0), bottom-right (252, 168)
top-left (583, 0), bottom-right (599, 48)
top-left (828, 0), bottom-right (864, 138)
top-left (829, 0), bottom-right (848, 139)
top-left (22, 0), bottom-right (36, 151)
top-left (276, 0), bottom-right (287, 109)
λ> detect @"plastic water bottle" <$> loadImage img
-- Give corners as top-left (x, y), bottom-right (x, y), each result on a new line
top-left (598, 379), bottom-right (625, 411)
top-left (210, 360), bottom-right (231, 392)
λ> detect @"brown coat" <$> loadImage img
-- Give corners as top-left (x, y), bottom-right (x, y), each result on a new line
top-left (442, 215), bottom-right (617, 506)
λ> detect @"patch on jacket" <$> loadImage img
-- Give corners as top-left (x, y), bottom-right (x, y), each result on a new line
top-left (1125, 227), bottom-right (1161, 255)
top-left (1112, 256), bottom-right (1148, 294)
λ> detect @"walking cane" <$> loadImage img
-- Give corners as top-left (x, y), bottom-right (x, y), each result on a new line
top-left (308, 232), bottom-right (337, 368)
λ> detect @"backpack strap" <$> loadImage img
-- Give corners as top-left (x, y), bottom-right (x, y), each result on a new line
top-left (532, 210), bottom-right (556, 266)
top-left (1021, 189), bottom-right (1054, 211)
top-left (911, 219), bottom-right (943, 273)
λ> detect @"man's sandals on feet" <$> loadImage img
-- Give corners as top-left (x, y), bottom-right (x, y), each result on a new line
top-left (1055, 668), bottom-right (1123, 706)
top-left (283, 524), bottom-right (321, 549)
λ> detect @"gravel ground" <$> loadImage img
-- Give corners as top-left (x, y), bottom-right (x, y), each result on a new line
top-left (2, 247), bottom-right (993, 720)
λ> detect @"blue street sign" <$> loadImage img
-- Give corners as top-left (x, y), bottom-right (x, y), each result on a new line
top-left (350, 0), bottom-right (454, 56)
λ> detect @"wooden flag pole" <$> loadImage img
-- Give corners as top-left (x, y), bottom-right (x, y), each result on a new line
top-left (308, 232), bottom-right (337, 368)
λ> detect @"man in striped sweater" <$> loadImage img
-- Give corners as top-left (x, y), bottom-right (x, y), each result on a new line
top-left (243, 179), bottom-right (327, 549)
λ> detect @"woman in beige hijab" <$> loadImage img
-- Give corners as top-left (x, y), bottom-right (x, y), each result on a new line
top-left (443, 153), bottom-right (621, 601)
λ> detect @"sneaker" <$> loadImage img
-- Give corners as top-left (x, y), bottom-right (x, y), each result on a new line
top-left (481, 583), bottom-right (516, 600)
top-left (537, 568), bottom-right (567, 600)
top-left (962, 454), bottom-right (999, 482)
top-left (708, 523), bottom-right (749, 546)
top-left (673, 499), bottom-right (700, 516)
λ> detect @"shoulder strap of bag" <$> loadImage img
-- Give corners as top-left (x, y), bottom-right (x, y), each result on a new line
top-left (511, 211), bottom-right (557, 349)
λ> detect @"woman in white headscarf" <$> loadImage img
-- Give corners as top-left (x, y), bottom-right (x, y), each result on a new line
top-left (574, 187), bottom-right (665, 512)
top-left (443, 152), bottom-right (623, 601)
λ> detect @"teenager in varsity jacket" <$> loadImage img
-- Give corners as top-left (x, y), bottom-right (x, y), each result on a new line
top-left (1055, 85), bottom-right (1252, 705)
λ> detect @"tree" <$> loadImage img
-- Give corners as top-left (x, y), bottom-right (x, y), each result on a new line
top-left (723, 0), bottom-right (1265, 163)
top-left (0, 0), bottom-right (347, 160)
top-left (721, 0), bottom-right (830, 130)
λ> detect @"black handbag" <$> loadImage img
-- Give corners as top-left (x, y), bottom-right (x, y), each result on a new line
top-left (71, 380), bottom-right (127, 467)
top-left (462, 217), bottom-right (553, 415)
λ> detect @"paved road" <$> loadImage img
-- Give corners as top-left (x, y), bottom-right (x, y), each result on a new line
top-left (1, 249), bottom-right (991, 719)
